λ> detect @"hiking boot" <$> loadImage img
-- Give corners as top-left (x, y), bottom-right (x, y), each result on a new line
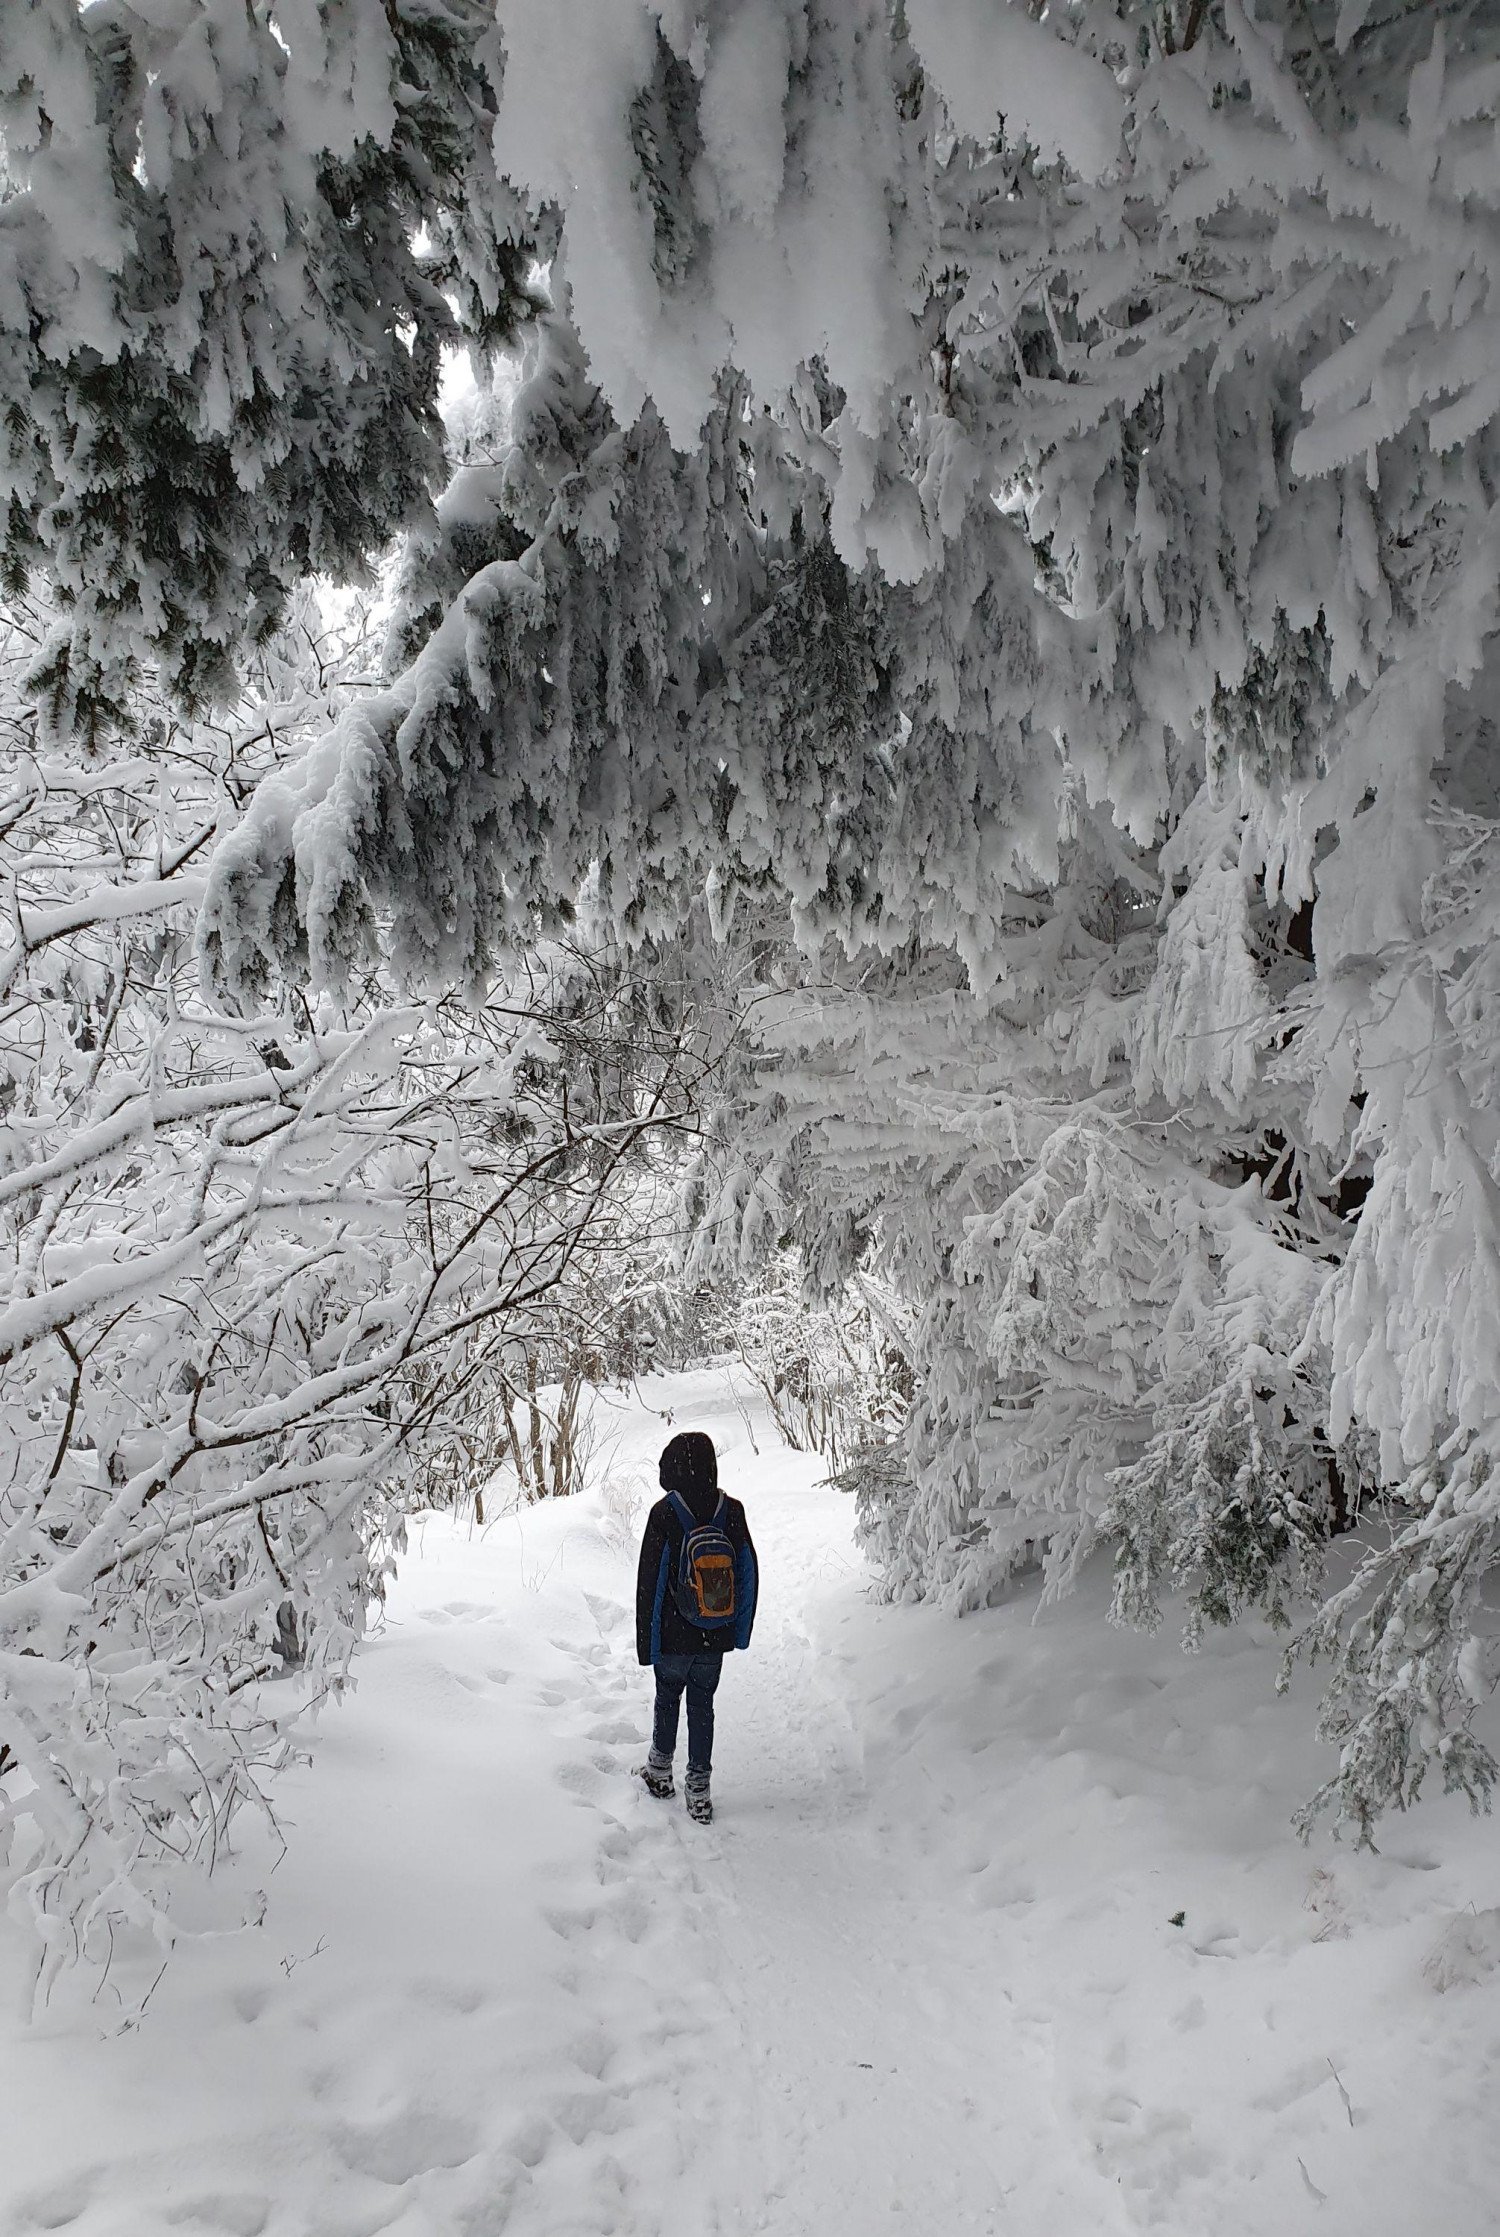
top-left (635, 1761), bottom-right (674, 1800)
top-left (685, 1777), bottom-right (713, 1825)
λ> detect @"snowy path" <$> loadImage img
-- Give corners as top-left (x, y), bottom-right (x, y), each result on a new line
top-left (665, 1504), bottom-right (1113, 2236)
top-left (5, 1371), bottom-right (1500, 2237)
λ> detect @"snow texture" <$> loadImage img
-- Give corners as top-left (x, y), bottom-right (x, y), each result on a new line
top-left (4, 1370), bottom-right (1499, 2237)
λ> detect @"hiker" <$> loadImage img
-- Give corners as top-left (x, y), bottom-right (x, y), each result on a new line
top-left (635, 1430), bottom-right (758, 1825)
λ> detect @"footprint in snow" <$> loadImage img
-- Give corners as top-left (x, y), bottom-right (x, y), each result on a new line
top-left (608, 1889), bottom-right (652, 1944)
top-left (502, 2115), bottom-right (552, 2171)
top-left (9, 2174), bottom-right (96, 2233)
top-left (163, 2195), bottom-right (271, 2237)
top-left (542, 1903), bottom-right (598, 1942)
top-left (330, 2107), bottom-right (479, 2187)
top-left (555, 1758), bottom-right (607, 1800)
top-left (568, 2024), bottom-right (619, 2080)
top-left (551, 2088), bottom-right (627, 2147)
top-left (414, 1976), bottom-right (488, 2016)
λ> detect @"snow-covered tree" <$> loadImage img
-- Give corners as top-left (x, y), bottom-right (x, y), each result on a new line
top-left (0, 0), bottom-right (540, 738)
top-left (0, 592), bottom-right (707, 2000)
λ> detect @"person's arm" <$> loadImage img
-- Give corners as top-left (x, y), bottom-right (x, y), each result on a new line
top-left (734, 1515), bottom-right (758, 1652)
top-left (636, 1503), bottom-right (669, 1666)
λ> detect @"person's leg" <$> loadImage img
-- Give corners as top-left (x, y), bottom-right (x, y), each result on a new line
top-left (651, 1654), bottom-right (691, 1768)
top-left (683, 1652), bottom-right (724, 1783)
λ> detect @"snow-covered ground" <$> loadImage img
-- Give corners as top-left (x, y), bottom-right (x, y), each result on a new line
top-left (5, 1369), bottom-right (1500, 2237)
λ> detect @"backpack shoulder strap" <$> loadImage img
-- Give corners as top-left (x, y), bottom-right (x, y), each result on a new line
top-left (665, 1490), bottom-right (697, 1533)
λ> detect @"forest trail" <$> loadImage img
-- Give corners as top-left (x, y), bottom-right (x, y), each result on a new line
top-left (5, 1370), bottom-right (1500, 2237)
top-left (652, 1512), bottom-right (1117, 2237)
top-left (524, 1414), bottom-right (1117, 2237)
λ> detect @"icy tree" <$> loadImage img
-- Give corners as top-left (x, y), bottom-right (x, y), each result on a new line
top-left (0, 0), bottom-right (540, 737)
top-left (0, 594), bottom-right (704, 2001)
top-left (11, 1), bottom-right (1500, 1833)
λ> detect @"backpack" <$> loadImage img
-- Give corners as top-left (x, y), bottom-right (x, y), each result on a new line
top-left (666, 1491), bottom-right (737, 1630)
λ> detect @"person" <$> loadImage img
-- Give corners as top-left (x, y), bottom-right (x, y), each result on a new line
top-left (634, 1430), bottom-right (757, 1825)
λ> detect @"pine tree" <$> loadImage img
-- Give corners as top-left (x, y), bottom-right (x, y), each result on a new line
top-left (1, 0), bottom-right (540, 739)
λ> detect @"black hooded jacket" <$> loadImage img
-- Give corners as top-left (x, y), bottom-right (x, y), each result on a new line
top-left (635, 1433), bottom-right (758, 1665)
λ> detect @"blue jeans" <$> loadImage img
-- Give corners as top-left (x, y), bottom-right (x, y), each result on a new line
top-left (651, 1652), bottom-right (723, 1781)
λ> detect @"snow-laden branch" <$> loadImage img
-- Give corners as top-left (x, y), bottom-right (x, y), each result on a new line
top-left (0, 594), bottom-right (715, 2007)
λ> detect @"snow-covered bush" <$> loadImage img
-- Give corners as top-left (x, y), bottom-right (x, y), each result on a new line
top-left (1288, 1446), bottom-right (1500, 1843)
top-left (718, 1252), bottom-right (913, 1475)
top-left (683, 829), bottom-right (1499, 1832)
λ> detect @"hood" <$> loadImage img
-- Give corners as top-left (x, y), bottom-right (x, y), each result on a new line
top-left (659, 1430), bottom-right (720, 1522)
